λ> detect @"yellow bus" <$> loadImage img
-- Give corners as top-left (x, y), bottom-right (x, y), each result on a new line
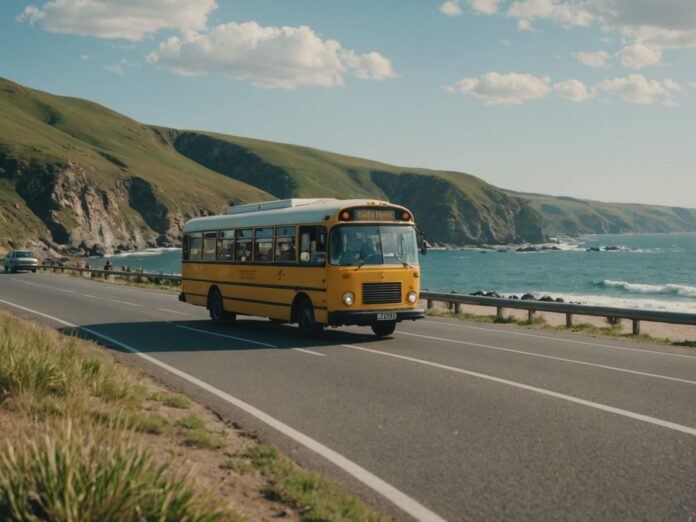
top-left (180, 199), bottom-right (426, 336)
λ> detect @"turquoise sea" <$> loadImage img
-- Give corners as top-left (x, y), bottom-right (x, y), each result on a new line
top-left (87, 233), bottom-right (696, 313)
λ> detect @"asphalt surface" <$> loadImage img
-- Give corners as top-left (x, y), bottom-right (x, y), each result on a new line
top-left (1, 271), bottom-right (695, 521)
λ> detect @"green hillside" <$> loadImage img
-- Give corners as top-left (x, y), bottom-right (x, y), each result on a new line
top-left (0, 77), bottom-right (270, 254)
top-left (166, 130), bottom-right (546, 245)
top-left (516, 192), bottom-right (696, 236)
top-left (1, 77), bottom-right (693, 255)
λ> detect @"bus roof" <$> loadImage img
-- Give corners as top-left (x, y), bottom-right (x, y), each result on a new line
top-left (182, 198), bottom-right (406, 233)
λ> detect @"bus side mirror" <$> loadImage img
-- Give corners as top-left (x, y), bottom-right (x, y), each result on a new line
top-left (300, 252), bottom-right (310, 262)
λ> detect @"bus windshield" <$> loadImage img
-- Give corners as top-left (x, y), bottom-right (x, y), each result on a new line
top-left (329, 225), bottom-right (419, 266)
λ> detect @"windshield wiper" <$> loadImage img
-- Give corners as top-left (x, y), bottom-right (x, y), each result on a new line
top-left (392, 252), bottom-right (411, 268)
top-left (354, 259), bottom-right (366, 271)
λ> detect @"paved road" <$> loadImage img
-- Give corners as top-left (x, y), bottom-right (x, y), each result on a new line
top-left (1, 271), bottom-right (695, 521)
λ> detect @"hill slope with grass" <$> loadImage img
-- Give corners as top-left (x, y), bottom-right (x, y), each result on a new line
top-left (0, 77), bottom-right (271, 255)
top-left (515, 192), bottom-right (696, 237)
top-left (2, 77), bottom-right (693, 255)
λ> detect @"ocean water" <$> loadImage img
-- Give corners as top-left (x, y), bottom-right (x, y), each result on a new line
top-left (87, 233), bottom-right (696, 313)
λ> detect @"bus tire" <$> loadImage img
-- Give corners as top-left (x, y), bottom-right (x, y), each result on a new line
top-left (297, 299), bottom-right (323, 337)
top-left (371, 322), bottom-right (396, 337)
top-left (209, 288), bottom-right (236, 326)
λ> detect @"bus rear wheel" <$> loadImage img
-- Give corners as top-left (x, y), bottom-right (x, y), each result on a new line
top-left (371, 322), bottom-right (396, 337)
top-left (209, 289), bottom-right (236, 326)
top-left (297, 299), bottom-right (323, 337)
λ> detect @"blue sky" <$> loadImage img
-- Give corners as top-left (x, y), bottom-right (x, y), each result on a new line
top-left (1, 0), bottom-right (695, 207)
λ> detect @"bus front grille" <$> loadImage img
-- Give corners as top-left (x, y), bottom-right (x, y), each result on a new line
top-left (362, 282), bottom-right (402, 305)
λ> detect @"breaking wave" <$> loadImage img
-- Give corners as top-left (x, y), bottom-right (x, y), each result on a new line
top-left (600, 280), bottom-right (696, 299)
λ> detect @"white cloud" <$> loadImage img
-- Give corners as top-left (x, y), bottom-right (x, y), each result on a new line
top-left (598, 74), bottom-right (684, 104)
top-left (554, 79), bottom-right (593, 102)
top-left (439, 1), bottom-right (463, 17)
top-left (147, 22), bottom-right (396, 89)
top-left (575, 50), bottom-right (611, 68)
top-left (103, 58), bottom-right (139, 76)
top-left (616, 43), bottom-right (662, 69)
top-left (80, 54), bottom-right (91, 61)
top-left (470, 0), bottom-right (501, 15)
top-left (506, 0), bottom-right (593, 31)
top-left (444, 72), bottom-right (552, 105)
top-left (103, 63), bottom-right (123, 76)
top-left (17, 0), bottom-right (217, 41)
top-left (591, 0), bottom-right (696, 49)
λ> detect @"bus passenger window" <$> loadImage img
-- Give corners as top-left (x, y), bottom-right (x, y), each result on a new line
top-left (189, 233), bottom-right (202, 260)
top-left (182, 233), bottom-right (190, 261)
top-left (299, 226), bottom-right (326, 264)
top-left (234, 229), bottom-right (253, 262)
top-left (218, 230), bottom-right (234, 261)
top-left (275, 226), bottom-right (296, 262)
top-left (254, 227), bottom-right (273, 262)
top-left (202, 231), bottom-right (217, 261)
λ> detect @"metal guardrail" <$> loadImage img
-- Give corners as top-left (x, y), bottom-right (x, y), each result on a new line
top-left (37, 266), bottom-right (694, 335)
top-left (37, 265), bottom-right (181, 283)
top-left (420, 291), bottom-right (696, 335)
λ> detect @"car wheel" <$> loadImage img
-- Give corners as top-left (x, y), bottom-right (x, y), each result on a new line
top-left (32, 269), bottom-right (37, 273)
top-left (297, 299), bottom-right (323, 337)
top-left (371, 321), bottom-right (396, 337)
top-left (209, 288), bottom-right (236, 326)
top-left (3, 266), bottom-right (7, 273)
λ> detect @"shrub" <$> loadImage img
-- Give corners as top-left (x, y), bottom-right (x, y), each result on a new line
top-left (0, 422), bottom-right (228, 521)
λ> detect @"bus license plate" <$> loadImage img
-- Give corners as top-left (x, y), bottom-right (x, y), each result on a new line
top-left (377, 312), bottom-right (397, 321)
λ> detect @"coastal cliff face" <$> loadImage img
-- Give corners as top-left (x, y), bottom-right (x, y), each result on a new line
top-left (0, 78), bottom-right (270, 255)
top-left (169, 130), bottom-right (547, 245)
top-left (1, 77), bottom-right (693, 256)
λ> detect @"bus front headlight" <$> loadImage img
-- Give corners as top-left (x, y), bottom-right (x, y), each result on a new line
top-left (342, 292), bottom-right (355, 306)
top-left (407, 291), bottom-right (418, 304)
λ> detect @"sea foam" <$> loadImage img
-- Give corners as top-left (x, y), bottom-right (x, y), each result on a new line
top-left (600, 280), bottom-right (696, 298)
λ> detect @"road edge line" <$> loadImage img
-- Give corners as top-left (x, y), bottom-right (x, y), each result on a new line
top-left (0, 299), bottom-right (444, 522)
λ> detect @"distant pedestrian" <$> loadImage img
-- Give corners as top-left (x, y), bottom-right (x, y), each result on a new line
top-left (104, 260), bottom-right (113, 271)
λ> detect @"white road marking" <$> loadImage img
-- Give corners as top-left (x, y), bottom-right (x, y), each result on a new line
top-left (12, 278), bottom-right (77, 294)
top-left (78, 293), bottom-right (144, 307)
top-left (10, 277), bottom-right (143, 307)
top-left (422, 319), bottom-right (696, 360)
top-left (157, 308), bottom-right (190, 316)
top-left (340, 344), bottom-right (696, 437)
top-left (174, 324), bottom-right (325, 356)
top-left (398, 331), bottom-right (696, 386)
top-left (0, 299), bottom-right (441, 522)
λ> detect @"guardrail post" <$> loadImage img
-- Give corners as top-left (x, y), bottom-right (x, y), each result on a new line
top-left (527, 309), bottom-right (535, 323)
top-left (447, 301), bottom-right (453, 311)
top-left (427, 299), bottom-right (433, 309)
top-left (632, 319), bottom-right (641, 336)
top-left (565, 313), bottom-right (573, 328)
top-left (496, 307), bottom-right (504, 322)
top-left (453, 303), bottom-right (461, 314)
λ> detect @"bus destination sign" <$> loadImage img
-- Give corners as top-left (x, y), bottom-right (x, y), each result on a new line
top-left (353, 209), bottom-right (396, 221)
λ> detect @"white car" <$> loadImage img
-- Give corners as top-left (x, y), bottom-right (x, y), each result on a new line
top-left (3, 250), bottom-right (38, 273)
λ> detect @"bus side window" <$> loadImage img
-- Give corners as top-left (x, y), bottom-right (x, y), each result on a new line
top-left (275, 226), bottom-right (296, 262)
top-left (218, 230), bottom-right (234, 261)
top-left (189, 233), bottom-right (202, 261)
top-left (182, 233), bottom-right (190, 261)
top-left (254, 228), bottom-right (274, 262)
top-left (299, 226), bottom-right (326, 265)
top-left (234, 229), bottom-right (253, 262)
top-left (202, 231), bottom-right (217, 261)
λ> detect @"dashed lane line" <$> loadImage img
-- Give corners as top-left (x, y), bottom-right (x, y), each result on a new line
top-left (340, 343), bottom-right (696, 438)
top-left (397, 331), bottom-right (696, 386)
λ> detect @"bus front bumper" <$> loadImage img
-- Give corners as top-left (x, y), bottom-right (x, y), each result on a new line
top-left (328, 307), bottom-right (425, 327)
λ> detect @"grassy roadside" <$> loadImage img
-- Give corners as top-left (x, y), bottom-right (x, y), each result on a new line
top-left (426, 308), bottom-right (696, 348)
top-left (0, 310), bottom-right (387, 521)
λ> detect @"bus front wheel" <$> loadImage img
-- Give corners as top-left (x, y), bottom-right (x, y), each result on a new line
top-left (209, 289), bottom-right (236, 326)
top-left (371, 322), bottom-right (396, 337)
top-left (297, 299), bottom-right (323, 337)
